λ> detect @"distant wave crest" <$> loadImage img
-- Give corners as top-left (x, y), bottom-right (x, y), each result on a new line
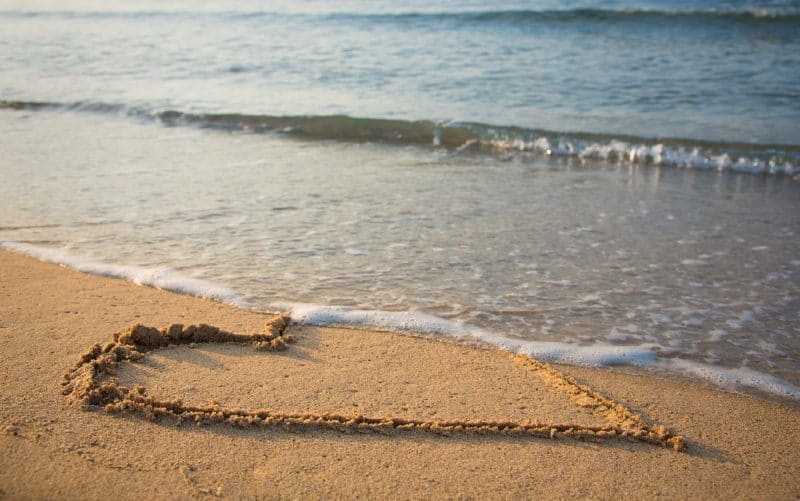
top-left (2, 7), bottom-right (799, 25)
top-left (454, 7), bottom-right (800, 24)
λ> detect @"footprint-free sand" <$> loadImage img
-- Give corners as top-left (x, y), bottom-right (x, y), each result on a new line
top-left (1, 249), bottom-right (798, 498)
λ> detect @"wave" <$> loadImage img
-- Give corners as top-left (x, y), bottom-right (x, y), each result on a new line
top-left (2, 7), bottom-right (798, 25)
top-left (287, 304), bottom-right (800, 401)
top-left (0, 241), bottom-right (241, 304)
top-left (337, 8), bottom-right (800, 26)
top-left (4, 237), bottom-right (799, 401)
top-left (466, 7), bottom-right (800, 23)
top-left (2, 99), bottom-right (799, 176)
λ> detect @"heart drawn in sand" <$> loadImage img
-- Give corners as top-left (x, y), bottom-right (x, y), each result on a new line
top-left (61, 314), bottom-right (685, 451)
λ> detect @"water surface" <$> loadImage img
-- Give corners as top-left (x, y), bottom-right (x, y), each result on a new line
top-left (1, 0), bottom-right (799, 401)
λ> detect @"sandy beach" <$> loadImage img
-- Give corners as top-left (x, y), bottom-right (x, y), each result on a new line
top-left (1, 248), bottom-right (799, 499)
top-left (3, 1), bottom-right (799, 498)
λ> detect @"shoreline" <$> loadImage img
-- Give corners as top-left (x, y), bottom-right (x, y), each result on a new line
top-left (5, 240), bottom-right (799, 406)
top-left (2, 248), bottom-right (799, 498)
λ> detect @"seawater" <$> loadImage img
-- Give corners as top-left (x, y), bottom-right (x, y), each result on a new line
top-left (1, 110), bottom-right (799, 401)
top-left (2, 0), bottom-right (800, 146)
top-left (1, 0), bottom-right (799, 401)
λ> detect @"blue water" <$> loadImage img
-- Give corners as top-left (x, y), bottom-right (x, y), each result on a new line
top-left (2, 0), bottom-right (799, 146)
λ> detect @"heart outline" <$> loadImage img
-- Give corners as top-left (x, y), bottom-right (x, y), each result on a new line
top-left (61, 314), bottom-right (685, 451)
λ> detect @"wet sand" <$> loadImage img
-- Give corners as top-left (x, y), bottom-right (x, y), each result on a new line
top-left (1, 248), bottom-right (799, 499)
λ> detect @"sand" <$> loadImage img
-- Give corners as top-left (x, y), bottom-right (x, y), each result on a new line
top-left (1, 248), bottom-right (799, 499)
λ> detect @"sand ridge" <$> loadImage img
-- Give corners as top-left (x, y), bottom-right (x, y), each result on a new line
top-left (61, 317), bottom-right (685, 451)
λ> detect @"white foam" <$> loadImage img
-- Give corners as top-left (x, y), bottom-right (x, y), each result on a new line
top-left (6, 241), bottom-right (796, 401)
top-left (485, 136), bottom-right (799, 176)
top-left (669, 360), bottom-right (800, 400)
top-left (287, 303), bottom-right (658, 366)
top-left (681, 259), bottom-right (709, 266)
top-left (1, 241), bottom-right (241, 304)
top-left (707, 329), bottom-right (728, 342)
top-left (287, 303), bottom-right (800, 401)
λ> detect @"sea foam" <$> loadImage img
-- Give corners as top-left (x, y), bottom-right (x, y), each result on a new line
top-left (0, 241), bottom-right (241, 304)
top-left (287, 303), bottom-right (659, 365)
top-left (3, 242), bottom-right (797, 401)
top-left (288, 303), bottom-right (800, 401)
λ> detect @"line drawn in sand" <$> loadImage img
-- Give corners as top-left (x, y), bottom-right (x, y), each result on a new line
top-left (61, 313), bottom-right (685, 451)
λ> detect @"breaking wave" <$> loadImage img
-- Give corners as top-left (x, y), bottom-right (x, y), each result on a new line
top-left (287, 303), bottom-right (800, 401)
top-left (2, 99), bottom-right (798, 176)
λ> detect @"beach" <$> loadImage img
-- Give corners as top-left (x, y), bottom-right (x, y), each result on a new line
top-left (2, 0), bottom-right (800, 404)
top-left (2, 248), bottom-right (799, 498)
top-left (2, 1), bottom-right (800, 497)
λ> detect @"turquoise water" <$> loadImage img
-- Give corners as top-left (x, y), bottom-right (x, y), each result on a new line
top-left (1, 1), bottom-right (799, 401)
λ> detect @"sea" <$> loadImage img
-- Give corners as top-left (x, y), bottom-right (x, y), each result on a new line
top-left (1, 0), bottom-right (799, 402)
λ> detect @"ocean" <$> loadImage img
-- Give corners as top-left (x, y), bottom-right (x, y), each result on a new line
top-left (1, 0), bottom-right (799, 402)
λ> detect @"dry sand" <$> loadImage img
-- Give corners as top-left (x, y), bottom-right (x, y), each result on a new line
top-left (1, 248), bottom-right (799, 499)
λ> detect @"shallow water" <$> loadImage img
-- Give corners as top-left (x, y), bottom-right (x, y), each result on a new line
top-left (2, 0), bottom-right (799, 400)
top-left (1, 109), bottom-right (798, 400)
